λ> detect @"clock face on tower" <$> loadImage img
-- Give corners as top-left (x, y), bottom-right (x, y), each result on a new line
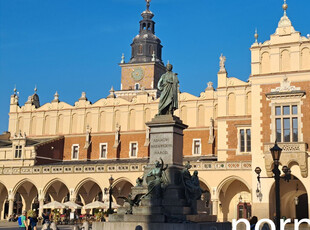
top-left (131, 67), bottom-right (144, 81)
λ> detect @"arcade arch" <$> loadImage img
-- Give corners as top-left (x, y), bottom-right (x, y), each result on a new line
top-left (112, 178), bottom-right (133, 206)
top-left (44, 179), bottom-right (69, 203)
top-left (0, 183), bottom-right (8, 220)
top-left (75, 179), bottom-right (103, 206)
top-left (217, 176), bottom-right (251, 222)
top-left (12, 180), bottom-right (38, 215)
top-left (269, 175), bottom-right (308, 220)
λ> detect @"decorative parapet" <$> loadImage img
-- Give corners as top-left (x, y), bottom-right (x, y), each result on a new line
top-left (263, 142), bottom-right (308, 178)
top-left (0, 161), bottom-right (251, 175)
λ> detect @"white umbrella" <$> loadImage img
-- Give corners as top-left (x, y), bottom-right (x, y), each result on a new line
top-left (83, 201), bottom-right (107, 209)
top-left (42, 201), bottom-right (67, 209)
top-left (63, 201), bottom-right (82, 209)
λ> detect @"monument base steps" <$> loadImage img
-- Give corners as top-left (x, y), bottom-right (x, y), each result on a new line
top-left (92, 221), bottom-right (232, 230)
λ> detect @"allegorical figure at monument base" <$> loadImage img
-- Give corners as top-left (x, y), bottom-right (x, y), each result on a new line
top-left (157, 63), bottom-right (179, 115)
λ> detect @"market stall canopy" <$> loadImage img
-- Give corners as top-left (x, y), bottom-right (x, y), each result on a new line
top-left (42, 201), bottom-right (67, 209)
top-left (63, 201), bottom-right (82, 209)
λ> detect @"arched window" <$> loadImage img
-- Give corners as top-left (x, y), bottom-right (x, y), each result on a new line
top-left (17, 117), bottom-right (24, 134)
top-left (99, 112), bottom-right (105, 131)
top-left (30, 116), bottom-right (37, 135)
top-left (281, 50), bottom-right (290, 72)
top-left (301, 48), bottom-right (310, 70)
top-left (149, 45), bottom-right (153, 55)
top-left (113, 110), bottom-right (120, 131)
top-left (228, 93), bottom-right (236, 116)
top-left (138, 44), bottom-right (143, 54)
top-left (214, 104), bottom-right (218, 119)
top-left (198, 105), bottom-right (205, 127)
top-left (44, 116), bottom-right (50, 135)
top-left (261, 52), bottom-right (270, 73)
top-left (57, 115), bottom-right (64, 134)
top-left (85, 113), bottom-right (92, 132)
top-left (144, 108), bottom-right (151, 124)
top-left (181, 106), bottom-right (187, 124)
top-left (128, 110), bottom-right (136, 130)
top-left (135, 83), bottom-right (140, 90)
top-left (71, 114), bottom-right (78, 134)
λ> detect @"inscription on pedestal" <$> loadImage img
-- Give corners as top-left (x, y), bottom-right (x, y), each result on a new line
top-left (150, 134), bottom-right (173, 164)
top-left (151, 137), bottom-right (172, 155)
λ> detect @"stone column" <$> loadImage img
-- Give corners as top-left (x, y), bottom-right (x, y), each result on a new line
top-left (38, 199), bottom-right (44, 217)
top-left (8, 199), bottom-right (14, 218)
top-left (212, 199), bottom-right (219, 216)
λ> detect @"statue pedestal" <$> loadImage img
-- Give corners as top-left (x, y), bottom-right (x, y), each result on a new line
top-left (146, 115), bottom-right (187, 166)
top-left (104, 115), bottom-right (219, 229)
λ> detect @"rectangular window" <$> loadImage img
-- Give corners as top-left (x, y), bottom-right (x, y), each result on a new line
top-left (275, 105), bottom-right (298, 142)
top-left (239, 129), bottom-right (251, 153)
top-left (240, 130), bottom-right (245, 152)
top-left (15, 145), bottom-right (22, 158)
top-left (275, 106), bottom-right (281, 116)
top-left (246, 129), bottom-right (251, 152)
top-left (130, 143), bottom-right (137, 157)
top-left (193, 139), bottom-right (201, 155)
top-left (283, 118), bottom-right (290, 142)
top-left (100, 143), bottom-right (107, 159)
top-left (276, 118), bottom-right (282, 142)
top-left (292, 118), bottom-right (298, 142)
top-left (72, 145), bottom-right (79, 160)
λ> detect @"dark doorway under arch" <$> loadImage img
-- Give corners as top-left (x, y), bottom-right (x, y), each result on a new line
top-left (296, 194), bottom-right (308, 220)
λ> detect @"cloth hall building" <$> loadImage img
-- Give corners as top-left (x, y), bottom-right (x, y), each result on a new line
top-left (0, 1), bottom-right (310, 223)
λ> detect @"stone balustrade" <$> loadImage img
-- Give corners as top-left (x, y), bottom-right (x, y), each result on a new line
top-left (0, 161), bottom-right (251, 175)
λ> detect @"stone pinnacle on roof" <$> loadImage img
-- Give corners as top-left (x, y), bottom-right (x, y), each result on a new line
top-left (254, 28), bottom-right (258, 43)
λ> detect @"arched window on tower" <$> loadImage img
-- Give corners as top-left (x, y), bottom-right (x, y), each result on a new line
top-left (147, 23), bottom-right (151, 30)
top-left (142, 23), bottom-right (146, 30)
top-left (138, 45), bottom-right (143, 54)
top-left (135, 83), bottom-right (140, 90)
top-left (149, 45), bottom-right (153, 55)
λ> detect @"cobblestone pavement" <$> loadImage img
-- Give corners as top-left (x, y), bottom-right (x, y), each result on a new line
top-left (0, 221), bottom-right (74, 230)
top-left (0, 221), bottom-right (309, 230)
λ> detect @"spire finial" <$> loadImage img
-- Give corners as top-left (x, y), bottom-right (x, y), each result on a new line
top-left (283, 0), bottom-right (288, 16)
top-left (146, 0), bottom-right (151, 11)
top-left (34, 85), bottom-right (37, 93)
top-left (254, 28), bottom-right (258, 43)
top-left (13, 85), bottom-right (17, 95)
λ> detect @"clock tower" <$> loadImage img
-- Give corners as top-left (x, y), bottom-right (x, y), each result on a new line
top-left (117, 0), bottom-right (166, 100)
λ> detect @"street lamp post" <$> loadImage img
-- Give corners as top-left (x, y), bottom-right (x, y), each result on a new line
top-left (107, 175), bottom-right (114, 215)
top-left (255, 141), bottom-right (291, 230)
top-left (270, 142), bottom-right (282, 230)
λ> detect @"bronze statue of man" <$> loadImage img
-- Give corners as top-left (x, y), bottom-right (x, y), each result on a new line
top-left (157, 63), bottom-right (179, 115)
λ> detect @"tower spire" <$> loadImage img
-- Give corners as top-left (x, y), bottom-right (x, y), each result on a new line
top-left (283, 0), bottom-right (288, 16)
top-left (128, 0), bottom-right (163, 64)
top-left (146, 0), bottom-right (151, 11)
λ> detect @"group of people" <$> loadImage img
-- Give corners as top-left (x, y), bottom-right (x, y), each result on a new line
top-left (249, 216), bottom-right (270, 230)
top-left (17, 210), bottom-right (38, 230)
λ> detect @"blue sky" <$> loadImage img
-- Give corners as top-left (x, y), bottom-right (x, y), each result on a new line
top-left (1, 0), bottom-right (310, 133)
